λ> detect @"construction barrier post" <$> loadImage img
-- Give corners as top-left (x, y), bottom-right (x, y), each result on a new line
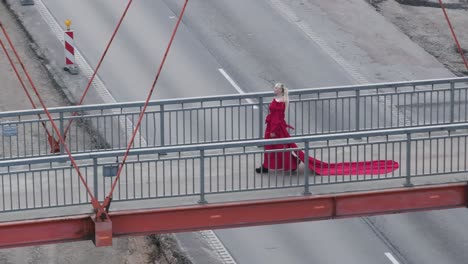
top-left (63, 19), bottom-right (78, 75)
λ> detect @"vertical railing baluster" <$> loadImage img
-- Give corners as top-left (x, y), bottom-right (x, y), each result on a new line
top-left (93, 158), bottom-right (98, 201)
top-left (258, 97), bottom-right (263, 140)
top-left (199, 150), bottom-right (207, 204)
top-left (160, 105), bottom-right (165, 147)
top-left (450, 81), bottom-right (455, 123)
top-left (404, 133), bottom-right (413, 187)
top-left (59, 112), bottom-right (64, 154)
top-left (355, 89), bottom-right (360, 132)
top-left (303, 142), bottom-right (311, 195)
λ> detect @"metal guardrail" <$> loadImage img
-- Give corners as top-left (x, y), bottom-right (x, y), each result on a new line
top-left (1, 123), bottom-right (467, 212)
top-left (1, 77), bottom-right (468, 159)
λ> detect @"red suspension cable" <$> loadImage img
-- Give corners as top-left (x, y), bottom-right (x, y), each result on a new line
top-left (102, 0), bottom-right (190, 209)
top-left (439, 0), bottom-right (468, 72)
top-left (0, 18), bottom-right (102, 214)
top-left (2, 0), bottom-right (188, 219)
top-left (0, 33), bottom-right (36, 109)
top-left (0, 37), bottom-right (49, 130)
top-left (62, 0), bottom-right (135, 138)
top-left (0, 21), bottom-right (60, 152)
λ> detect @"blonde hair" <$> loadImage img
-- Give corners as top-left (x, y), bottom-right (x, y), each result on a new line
top-left (275, 83), bottom-right (289, 107)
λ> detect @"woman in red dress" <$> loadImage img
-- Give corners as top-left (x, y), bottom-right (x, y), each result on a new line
top-left (256, 83), bottom-right (399, 175)
top-left (256, 83), bottom-right (299, 173)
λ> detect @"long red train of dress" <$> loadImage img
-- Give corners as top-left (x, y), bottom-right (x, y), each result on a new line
top-left (262, 99), bottom-right (399, 175)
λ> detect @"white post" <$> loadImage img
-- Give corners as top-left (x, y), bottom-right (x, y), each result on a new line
top-left (63, 19), bottom-right (78, 75)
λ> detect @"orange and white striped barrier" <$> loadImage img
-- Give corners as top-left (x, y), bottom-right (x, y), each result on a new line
top-left (64, 19), bottom-right (78, 74)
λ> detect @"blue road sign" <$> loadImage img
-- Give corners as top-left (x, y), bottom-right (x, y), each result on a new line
top-left (3, 125), bottom-right (18, 137)
top-left (103, 165), bottom-right (119, 177)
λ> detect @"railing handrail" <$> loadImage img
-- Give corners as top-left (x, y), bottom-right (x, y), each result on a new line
top-left (1, 77), bottom-right (467, 118)
top-left (2, 122), bottom-right (466, 166)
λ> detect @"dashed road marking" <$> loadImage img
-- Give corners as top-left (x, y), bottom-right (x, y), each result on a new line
top-left (200, 230), bottom-right (237, 264)
top-left (267, 0), bottom-right (410, 126)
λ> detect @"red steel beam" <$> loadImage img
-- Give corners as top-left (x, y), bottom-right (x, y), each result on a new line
top-left (0, 183), bottom-right (466, 249)
top-left (0, 215), bottom-right (94, 249)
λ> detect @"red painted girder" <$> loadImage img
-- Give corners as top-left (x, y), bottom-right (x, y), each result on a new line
top-left (111, 183), bottom-right (467, 236)
top-left (0, 183), bottom-right (466, 249)
top-left (0, 215), bottom-right (93, 249)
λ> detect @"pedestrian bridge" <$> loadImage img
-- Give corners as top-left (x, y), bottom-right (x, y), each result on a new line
top-left (1, 77), bottom-right (468, 248)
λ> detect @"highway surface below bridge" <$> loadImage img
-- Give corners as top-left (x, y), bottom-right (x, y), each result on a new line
top-left (25, 0), bottom-right (468, 263)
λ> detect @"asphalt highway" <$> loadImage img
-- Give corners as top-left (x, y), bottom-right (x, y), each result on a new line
top-left (39, 0), bottom-right (468, 263)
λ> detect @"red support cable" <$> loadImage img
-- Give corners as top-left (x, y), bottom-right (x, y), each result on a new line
top-left (0, 36), bottom-right (36, 109)
top-left (62, 0), bottom-right (135, 138)
top-left (439, 0), bottom-right (468, 72)
top-left (102, 0), bottom-right (190, 210)
top-left (0, 22), bottom-right (59, 153)
top-left (0, 19), bottom-right (102, 214)
top-left (1, 0), bottom-right (187, 221)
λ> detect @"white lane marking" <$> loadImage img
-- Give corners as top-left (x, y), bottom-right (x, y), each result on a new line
top-left (268, 0), bottom-right (367, 85)
top-left (35, 0), bottom-right (147, 147)
top-left (218, 68), bottom-right (258, 109)
top-left (267, 0), bottom-right (410, 126)
top-left (385, 252), bottom-right (400, 264)
top-left (218, 68), bottom-right (246, 94)
top-left (200, 230), bottom-right (237, 264)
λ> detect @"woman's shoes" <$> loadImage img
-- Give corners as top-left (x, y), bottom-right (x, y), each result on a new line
top-left (256, 166), bottom-right (298, 173)
top-left (256, 166), bottom-right (269, 173)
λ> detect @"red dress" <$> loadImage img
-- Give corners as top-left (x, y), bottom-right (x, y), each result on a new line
top-left (262, 99), bottom-right (299, 170)
top-left (262, 99), bottom-right (399, 175)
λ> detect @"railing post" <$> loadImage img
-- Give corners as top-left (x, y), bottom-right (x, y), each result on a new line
top-left (404, 133), bottom-right (413, 187)
top-left (355, 89), bottom-right (360, 132)
top-left (303, 142), bottom-right (311, 195)
top-left (59, 112), bottom-right (64, 154)
top-left (450, 81), bottom-right (455, 123)
top-left (160, 105), bottom-right (165, 147)
top-left (258, 97), bottom-right (264, 140)
top-left (198, 150), bottom-right (207, 204)
top-left (93, 158), bottom-right (99, 199)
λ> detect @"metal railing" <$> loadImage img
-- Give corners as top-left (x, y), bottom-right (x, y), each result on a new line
top-left (1, 123), bottom-right (467, 212)
top-left (1, 77), bottom-right (468, 159)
